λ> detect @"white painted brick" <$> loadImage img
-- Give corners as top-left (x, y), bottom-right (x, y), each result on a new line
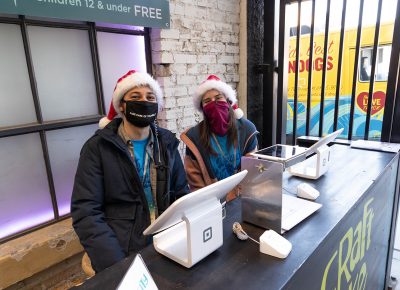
top-left (217, 2), bottom-right (239, 13)
top-left (208, 42), bottom-right (226, 53)
top-left (187, 64), bottom-right (207, 75)
top-left (198, 54), bottom-right (216, 64)
top-left (187, 85), bottom-right (197, 96)
top-left (225, 74), bottom-right (240, 83)
top-left (185, 5), bottom-right (207, 19)
top-left (230, 35), bottom-right (239, 44)
top-left (217, 55), bottom-right (235, 64)
top-left (178, 117), bottom-right (197, 129)
top-left (156, 76), bottom-right (176, 88)
top-left (196, 74), bottom-right (210, 83)
top-left (164, 86), bottom-right (188, 97)
top-left (177, 97), bottom-right (194, 107)
top-left (206, 8), bottom-right (225, 21)
top-left (173, 3), bottom-right (185, 15)
top-left (163, 97), bottom-right (177, 109)
top-left (170, 64), bottom-right (187, 75)
top-left (197, 0), bottom-right (216, 8)
top-left (225, 12), bottom-right (240, 23)
top-left (194, 20), bottom-right (216, 31)
top-left (150, 0), bottom-right (242, 136)
top-left (226, 45), bottom-right (239, 54)
top-left (175, 86), bottom-right (189, 97)
top-left (215, 22), bottom-right (233, 32)
top-left (159, 29), bottom-right (180, 39)
top-left (207, 64), bottom-right (226, 74)
top-left (179, 0), bottom-right (195, 4)
top-left (153, 64), bottom-right (172, 77)
top-left (152, 52), bottom-right (174, 64)
top-left (177, 75), bottom-right (197, 85)
top-left (174, 53), bottom-right (197, 64)
top-left (158, 108), bottom-right (180, 120)
top-left (179, 29), bottom-right (192, 40)
top-left (232, 24), bottom-right (240, 34)
top-left (189, 30), bottom-right (204, 41)
top-left (219, 33), bottom-right (231, 43)
top-left (200, 31), bottom-right (214, 41)
top-left (180, 18), bottom-right (195, 29)
top-left (184, 107), bottom-right (195, 117)
top-left (152, 40), bottom-right (182, 52)
top-left (181, 41), bottom-right (196, 52)
top-left (158, 119), bottom-right (177, 132)
top-left (226, 64), bottom-right (238, 74)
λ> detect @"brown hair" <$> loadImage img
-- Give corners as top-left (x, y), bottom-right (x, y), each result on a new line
top-left (199, 105), bottom-right (238, 155)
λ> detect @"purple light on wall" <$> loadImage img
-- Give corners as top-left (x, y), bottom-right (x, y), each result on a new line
top-left (0, 210), bottom-right (54, 239)
top-left (97, 33), bottom-right (147, 115)
top-left (95, 22), bottom-right (144, 31)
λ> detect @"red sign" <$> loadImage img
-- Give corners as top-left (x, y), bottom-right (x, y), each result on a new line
top-left (356, 91), bottom-right (386, 115)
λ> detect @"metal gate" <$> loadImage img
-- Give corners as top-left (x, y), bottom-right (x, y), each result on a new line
top-left (247, 0), bottom-right (400, 147)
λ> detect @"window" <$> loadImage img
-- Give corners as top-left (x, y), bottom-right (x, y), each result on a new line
top-left (0, 15), bottom-right (150, 242)
top-left (359, 45), bottom-right (391, 82)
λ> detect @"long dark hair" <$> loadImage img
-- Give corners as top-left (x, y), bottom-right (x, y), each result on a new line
top-left (199, 105), bottom-right (238, 155)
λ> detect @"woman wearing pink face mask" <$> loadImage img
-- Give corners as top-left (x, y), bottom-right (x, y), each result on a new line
top-left (181, 75), bottom-right (258, 201)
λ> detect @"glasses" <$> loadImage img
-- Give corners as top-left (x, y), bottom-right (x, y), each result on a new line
top-left (202, 94), bottom-right (227, 106)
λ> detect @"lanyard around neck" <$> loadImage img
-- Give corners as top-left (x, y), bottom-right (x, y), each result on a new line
top-left (211, 133), bottom-right (237, 172)
top-left (131, 140), bottom-right (150, 184)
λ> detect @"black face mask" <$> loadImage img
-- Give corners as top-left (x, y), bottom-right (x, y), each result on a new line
top-left (124, 101), bottom-right (158, 127)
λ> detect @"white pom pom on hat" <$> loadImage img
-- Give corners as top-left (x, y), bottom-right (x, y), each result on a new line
top-left (194, 74), bottom-right (244, 119)
top-left (99, 70), bottom-right (164, 128)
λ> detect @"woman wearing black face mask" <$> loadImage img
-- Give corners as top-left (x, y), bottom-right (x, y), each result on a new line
top-left (71, 70), bottom-right (189, 275)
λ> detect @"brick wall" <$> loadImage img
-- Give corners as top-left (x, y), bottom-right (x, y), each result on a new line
top-left (151, 0), bottom-right (241, 154)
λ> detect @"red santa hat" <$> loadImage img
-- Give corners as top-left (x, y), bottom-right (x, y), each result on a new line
top-left (194, 75), bottom-right (244, 119)
top-left (99, 70), bottom-right (164, 128)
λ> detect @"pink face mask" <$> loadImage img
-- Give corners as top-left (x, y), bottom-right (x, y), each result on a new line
top-left (203, 101), bottom-right (230, 136)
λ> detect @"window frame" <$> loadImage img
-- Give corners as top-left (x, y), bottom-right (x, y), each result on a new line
top-left (0, 15), bottom-right (152, 243)
top-left (359, 45), bottom-right (392, 83)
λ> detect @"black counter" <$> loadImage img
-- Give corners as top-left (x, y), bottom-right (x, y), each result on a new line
top-left (74, 144), bottom-right (400, 290)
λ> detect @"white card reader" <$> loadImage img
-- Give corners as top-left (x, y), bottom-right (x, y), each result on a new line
top-left (259, 229), bottom-right (292, 259)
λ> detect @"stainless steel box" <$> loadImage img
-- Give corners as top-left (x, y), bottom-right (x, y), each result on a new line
top-left (240, 156), bottom-right (284, 232)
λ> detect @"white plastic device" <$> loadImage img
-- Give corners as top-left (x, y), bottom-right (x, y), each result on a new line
top-left (296, 183), bottom-right (320, 200)
top-left (143, 170), bottom-right (248, 268)
top-left (288, 145), bottom-right (331, 179)
top-left (259, 229), bottom-right (292, 259)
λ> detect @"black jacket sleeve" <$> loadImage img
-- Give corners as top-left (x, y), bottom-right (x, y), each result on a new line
top-left (169, 139), bottom-right (190, 201)
top-left (71, 138), bottom-right (126, 273)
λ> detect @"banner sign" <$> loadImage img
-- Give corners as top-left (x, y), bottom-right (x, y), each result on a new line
top-left (0, 0), bottom-right (170, 29)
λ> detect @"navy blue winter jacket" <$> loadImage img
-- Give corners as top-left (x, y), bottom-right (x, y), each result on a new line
top-left (71, 118), bottom-right (189, 272)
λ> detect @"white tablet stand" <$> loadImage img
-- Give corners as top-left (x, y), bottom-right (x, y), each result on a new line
top-left (153, 198), bottom-right (223, 268)
top-left (143, 171), bottom-right (248, 268)
top-left (288, 145), bottom-right (331, 179)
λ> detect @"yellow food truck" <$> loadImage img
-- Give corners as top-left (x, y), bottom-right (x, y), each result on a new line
top-left (287, 22), bottom-right (393, 139)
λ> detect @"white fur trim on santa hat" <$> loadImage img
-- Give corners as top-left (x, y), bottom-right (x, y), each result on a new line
top-left (194, 79), bottom-right (237, 111)
top-left (234, 107), bottom-right (244, 119)
top-left (112, 71), bottom-right (164, 117)
top-left (99, 116), bottom-right (111, 129)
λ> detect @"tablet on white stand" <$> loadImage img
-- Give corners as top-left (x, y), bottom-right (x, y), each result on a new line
top-left (288, 128), bottom-right (343, 179)
top-left (288, 145), bottom-right (330, 179)
top-left (251, 128), bottom-right (343, 179)
top-left (143, 170), bottom-right (248, 268)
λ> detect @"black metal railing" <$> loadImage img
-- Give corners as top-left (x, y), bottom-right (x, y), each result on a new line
top-left (283, 0), bottom-right (399, 144)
